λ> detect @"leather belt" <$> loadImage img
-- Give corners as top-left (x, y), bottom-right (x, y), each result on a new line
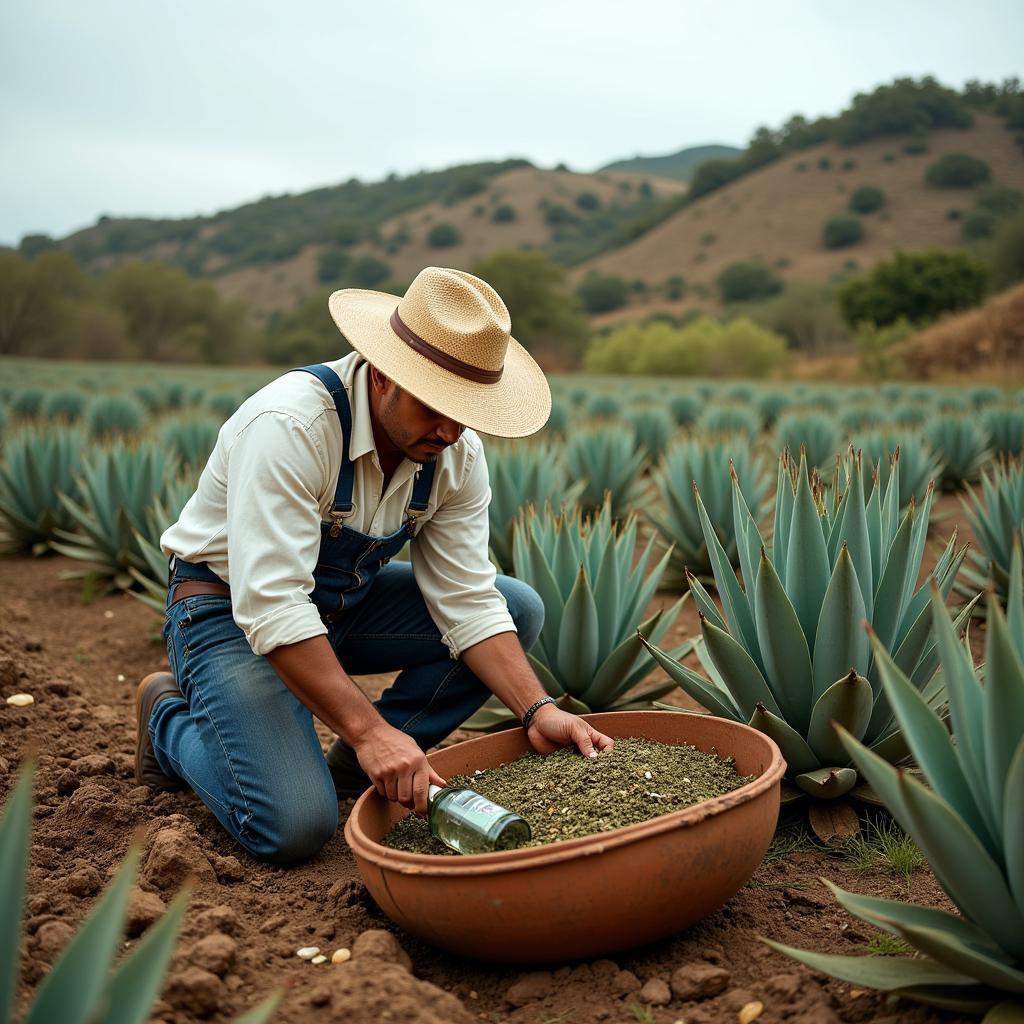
top-left (169, 581), bottom-right (231, 607)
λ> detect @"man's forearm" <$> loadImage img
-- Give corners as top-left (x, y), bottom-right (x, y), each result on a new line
top-left (460, 630), bottom-right (549, 719)
top-left (266, 635), bottom-right (383, 745)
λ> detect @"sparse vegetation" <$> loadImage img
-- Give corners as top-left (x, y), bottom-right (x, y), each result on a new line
top-left (823, 214), bottom-right (864, 249)
top-left (576, 271), bottom-right (630, 313)
top-left (848, 185), bottom-right (886, 214)
top-left (427, 223), bottom-right (461, 248)
top-left (925, 152), bottom-right (991, 188)
top-left (715, 261), bottom-right (783, 302)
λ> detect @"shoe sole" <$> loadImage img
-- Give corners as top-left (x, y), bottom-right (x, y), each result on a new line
top-left (134, 672), bottom-right (185, 791)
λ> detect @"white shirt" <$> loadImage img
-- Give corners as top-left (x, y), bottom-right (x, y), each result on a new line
top-left (161, 353), bottom-right (515, 659)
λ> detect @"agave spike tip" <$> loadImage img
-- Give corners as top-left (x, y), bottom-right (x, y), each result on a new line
top-left (844, 668), bottom-right (858, 683)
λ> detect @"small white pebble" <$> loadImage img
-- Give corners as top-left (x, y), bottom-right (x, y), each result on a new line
top-left (296, 946), bottom-right (320, 960)
top-left (331, 948), bottom-right (351, 964)
top-left (683, 777), bottom-right (691, 784)
top-left (310, 955), bottom-right (327, 965)
top-left (644, 770), bottom-right (652, 780)
top-left (103, 610), bottom-right (115, 619)
top-left (116, 674), bottom-right (125, 682)
top-left (469, 990), bottom-right (478, 999)
top-left (6, 693), bottom-right (34, 707)
top-left (474, 769), bottom-right (483, 775)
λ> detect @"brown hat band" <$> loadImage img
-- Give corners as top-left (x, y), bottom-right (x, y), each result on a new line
top-left (389, 308), bottom-right (503, 385)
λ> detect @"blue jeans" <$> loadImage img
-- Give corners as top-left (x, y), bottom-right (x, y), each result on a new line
top-left (150, 562), bottom-right (544, 864)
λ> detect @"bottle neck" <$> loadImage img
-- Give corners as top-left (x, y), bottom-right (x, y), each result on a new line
top-left (428, 784), bottom-right (443, 802)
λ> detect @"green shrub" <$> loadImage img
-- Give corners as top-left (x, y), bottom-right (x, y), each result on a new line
top-left (823, 214), bottom-right (864, 249)
top-left (715, 261), bottom-right (783, 302)
top-left (925, 152), bottom-right (991, 187)
top-left (975, 182), bottom-right (1024, 216)
top-left (848, 186), bottom-right (886, 214)
top-left (818, 157), bottom-right (832, 170)
top-left (840, 158), bottom-right (857, 171)
top-left (427, 223), bottom-right (460, 248)
top-left (902, 135), bottom-right (929, 154)
top-left (492, 204), bottom-right (517, 223)
top-left (946, 208), bottom-right (963, 220)
top-left (838, 249), bottom-right (989, 328)
top-left (665, 275), bottom-right (687, 300)
top-left (962, 209), bottom-right (997, 240)
top-left (577, 271), bottom-right (630, 314)
top-left (575, 192), bottom-right (601, 211)
top-left (346, 255), bottom-right (392, 288)
top-left (584, 316), bottom-right (787, 378)
top-left (542, 203), bottom-right (576, 226)
top-left (854, 317), bottom-right (915, 377)
top-left (316, 245), bottom-right (349, 283)
top-left (990, 211), bottom-right (1024, 288)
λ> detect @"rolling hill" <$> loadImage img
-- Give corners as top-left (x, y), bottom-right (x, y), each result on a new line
top-left (573, 113), bottom-right (1024, 324)
top-left (599, 144), bottom-right (743, 181)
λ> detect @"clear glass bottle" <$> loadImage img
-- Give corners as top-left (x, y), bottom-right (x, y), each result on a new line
top-left (427, 784), bottom-right (532, 854)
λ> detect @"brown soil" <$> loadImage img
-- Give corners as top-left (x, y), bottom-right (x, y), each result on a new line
top-left (1, 494), bottom-right (982, 1023)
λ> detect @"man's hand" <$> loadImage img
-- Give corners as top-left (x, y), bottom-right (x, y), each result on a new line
top-left (526, 704), bottom-right (615, 758)
top-left (352, 722), bottom-right (447, 817)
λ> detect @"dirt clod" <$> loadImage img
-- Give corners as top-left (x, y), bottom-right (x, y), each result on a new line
top-left (324, 960), bottom-right (475, 1023)
top-left (70, 753), bottom-right (115, 777)
top-left (194, 904), bottom-right (239, 936)
top-left (144, 827), bottom-right (215, 889)
top-left (166, 966), bottom-right (225, 1016)
top-left (638, 977), bottom-right (672, 1005)
top-left (505, 970), bottom-right (555, 1006)
top-left (125, 886), bottom-right (167, 936)
top-left (351, 928), bottom-right (413, 970)
top-left (671, 962), bottom-right (732, 1000)
top-left (64, 865), bottom-right (102, 897)
top-left (33, 920), bottom-right (74, 961)
top-left (55, 770), bottom-right (80, 796)
top-left (188, 931), bottom-right (237, 976)
top-left (611, 968), bottom-right (642, 995)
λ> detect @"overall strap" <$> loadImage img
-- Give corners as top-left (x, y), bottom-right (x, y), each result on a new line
top-left (407, 460), bottom-right (437, 525)
top-left (291, 365), bottom-right (355, 521)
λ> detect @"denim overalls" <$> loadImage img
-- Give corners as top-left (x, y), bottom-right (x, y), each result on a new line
top-left (169, 363), bottom-right (436, 617)
top-left (153, 363), bottom-right (543, 864)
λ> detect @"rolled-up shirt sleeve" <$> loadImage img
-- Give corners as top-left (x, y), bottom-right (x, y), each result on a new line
top-left (225, 411), bottom-right (329, 656)
top-left (410, 442), bottom-right (516, 659)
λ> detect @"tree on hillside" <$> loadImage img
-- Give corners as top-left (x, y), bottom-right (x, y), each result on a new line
top-left (105, 261), bottom-right (253, 363)
top-left (264, 288), bottom-right (352, 366)
top-left (0, 250), bottom-right (90, 356)
top-left (838, 249), bottom-right (989, 328)
top-left (470, 249), bottom-right (589, 365)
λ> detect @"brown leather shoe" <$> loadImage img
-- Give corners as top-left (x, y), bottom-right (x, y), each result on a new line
top-left (134, 672), bottom-right (185, 790)
top-left (326, 737), bottom-right (372, 800)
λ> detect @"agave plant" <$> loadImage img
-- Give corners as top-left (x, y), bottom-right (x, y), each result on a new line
top-left (586, 393), bottom-right (621, 419)
top-left (86, 395), bottom-right (146, 440)
top-left (207, 391), bottom-right (242, 422)
top-left (959, 457), bottom-right (1024, 606)
top-left (483, 440), bottom-right (583, 572)
top-left (924, 414), bottom-right (992, 492)
top-left (625, 405), bottom-right (674, 460)
top-left (52, 441), bottom-right (181, 589)
top-left (981, 404), bottom-right (1024, 459)
top-left (640, 449), bottom-right (973, 838)
top-left (564, 425), bottom-right (647, 520)
top-left (667, 392), bottom-right (700, 428)
top-left (10, 389), bottom-right (44, 419)
top-left (0, 426), bottom-right (85, 555)
top-left (42, 389), bottom-right (88, 423)
top-left (545, 397), bottom-right (570, 437)
top-left (159, 415), bottom-right (221, 471)
top-left (698, 404), bottom-right (760, 438)
top-left (1, 763), bottom-right (279, 1024)
top-left (129, 472), bottom-right (201, 613)
top-left (891, 401), bottom-right (931, 429)
top-left (774, 410), bottom-right (840, 471)
top-left (853, 430), bottom-right (943, 509)
top-left (838, 404), bottom-right (887, 435)
top-left (767, 545), bottom-right (1024, 1020)
top-left (756, 390), bottom-right (792, 429)
top-left (464, 500), bottom-right (688, 729)
top-left (647, 437), bottom-right (771, 582)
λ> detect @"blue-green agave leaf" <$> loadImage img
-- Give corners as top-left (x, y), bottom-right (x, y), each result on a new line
top-left (982, 598), bottom-right (1024, 827)
top-left (812, 545), bottom-right (870, 699)
top-left (754, 549), bottom-right (813, 734)
top-left (807, 671), bottom-right (873, 763)
top-left (784, 453), bottom-right (831, 652)
top-left (793, 766), bottom-right (858, 798)
top-left (637, 633), bottom-right (741, 721)
top-left (0, 762), bottom-right (34, 1024)
top-left (748, 704), bottom-right (820, 775)
top-left (25, 849), bottom-right (140, 1024)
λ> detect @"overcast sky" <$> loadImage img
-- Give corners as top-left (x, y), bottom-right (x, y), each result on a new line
top-left (2, 1), bottom-right (1021, 246)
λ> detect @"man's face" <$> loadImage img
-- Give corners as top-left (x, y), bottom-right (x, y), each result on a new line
top-left (375, 375), bottom-right (465, 463)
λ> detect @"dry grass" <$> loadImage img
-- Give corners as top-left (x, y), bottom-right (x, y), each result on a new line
top-left (899, 282), bottom-right (1024, 380)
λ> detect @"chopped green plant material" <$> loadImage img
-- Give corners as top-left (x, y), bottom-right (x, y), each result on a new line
top-left (381, 737), bottom-right (754, 855)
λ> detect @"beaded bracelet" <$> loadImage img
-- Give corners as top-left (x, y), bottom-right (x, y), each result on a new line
top-left (522, 696), bottom-right (557, 731)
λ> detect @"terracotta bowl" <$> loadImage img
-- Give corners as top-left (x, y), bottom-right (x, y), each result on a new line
top-left (344, 711), bottom-right (785, 964)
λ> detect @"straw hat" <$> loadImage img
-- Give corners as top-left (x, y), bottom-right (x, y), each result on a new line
top-left (328, 267), bottom-right (551, 438)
